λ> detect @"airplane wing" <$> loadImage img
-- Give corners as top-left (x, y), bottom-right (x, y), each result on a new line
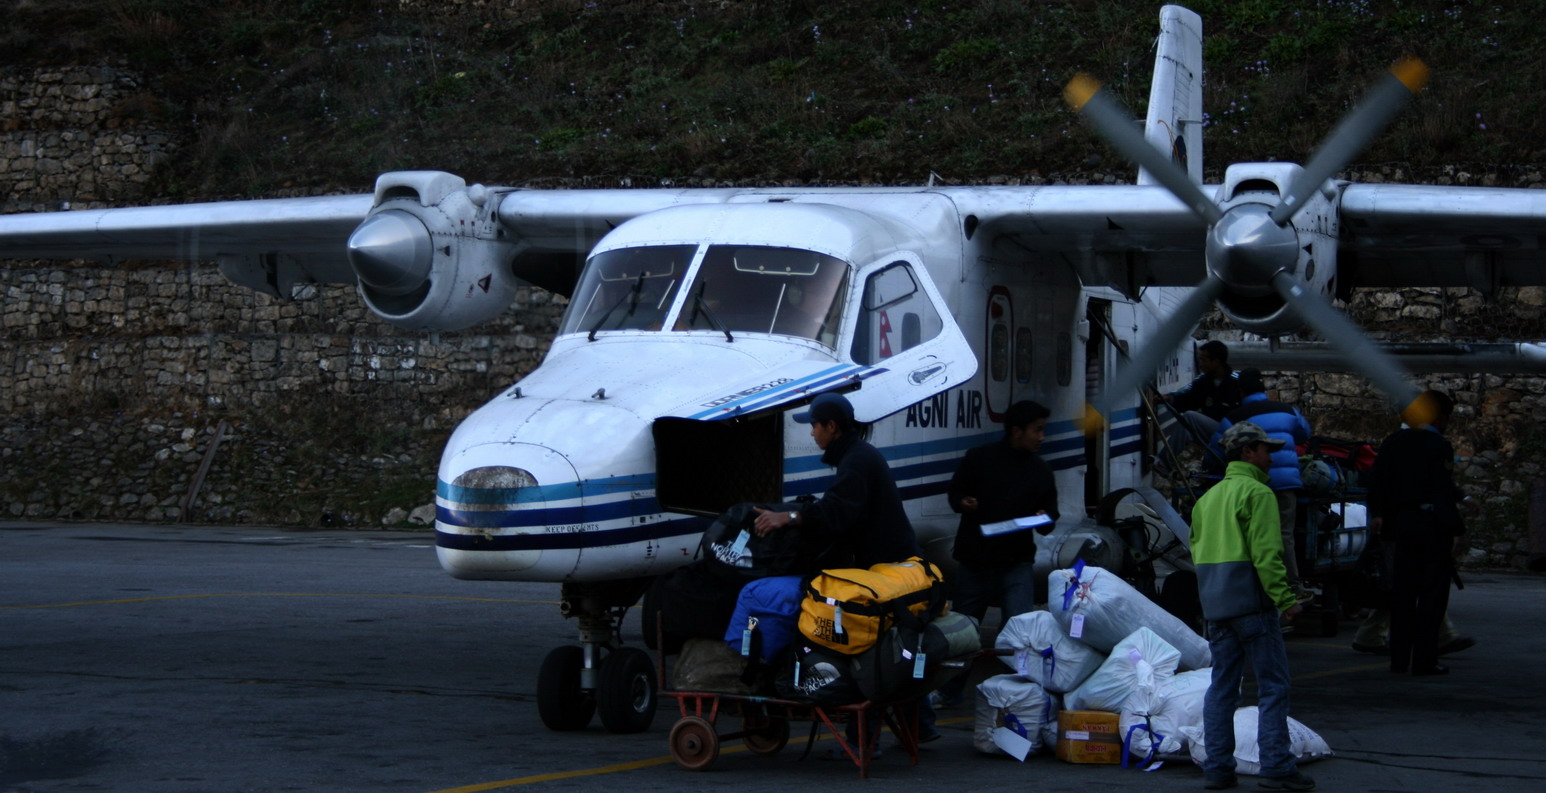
top-left (0, 194), bottom-right (374, 295)
top-left (1338, 183), bottom-right (1546, 290)
top-left (942, 185), bottom-right (1209, 297)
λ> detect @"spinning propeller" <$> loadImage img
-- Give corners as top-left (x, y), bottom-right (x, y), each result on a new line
top-left (1067, 59), bottom-right (1443, 429)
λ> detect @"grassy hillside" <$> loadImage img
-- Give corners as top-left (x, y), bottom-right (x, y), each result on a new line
top-left (5, 0), bottom-right (1540, 196)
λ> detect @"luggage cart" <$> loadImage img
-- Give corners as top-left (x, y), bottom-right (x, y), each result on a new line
top-left (657, 630), bottom-right (999, 777)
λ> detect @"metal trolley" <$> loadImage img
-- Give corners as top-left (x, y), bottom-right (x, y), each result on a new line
top-left (657, 637), bottom-right (996, 777)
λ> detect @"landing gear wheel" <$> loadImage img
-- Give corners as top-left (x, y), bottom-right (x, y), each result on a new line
top-left (741, 716), bottom-right (790, 755)
top-left (537, 645), bottom-right (595, 731)
top-left (597, 646), bottom-right (657, 734)
top-left (669, 716), bottom-right (720, 771)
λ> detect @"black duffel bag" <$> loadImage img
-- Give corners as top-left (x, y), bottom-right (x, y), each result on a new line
top-left (699, 501), bottom-right (842, 581)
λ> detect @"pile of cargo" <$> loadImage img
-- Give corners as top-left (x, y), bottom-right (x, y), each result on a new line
top-left (976, 563), bottom-right (1331, 773)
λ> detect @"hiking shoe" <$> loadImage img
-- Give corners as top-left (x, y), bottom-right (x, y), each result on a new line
top-left (1204, 774), bottom-right (1238, 790)
top-left (1258, 771), bottom-right (1315, 791)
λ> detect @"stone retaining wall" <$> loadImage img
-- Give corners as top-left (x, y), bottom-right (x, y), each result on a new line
top-left (2, 64), bottom-right (1543, 568)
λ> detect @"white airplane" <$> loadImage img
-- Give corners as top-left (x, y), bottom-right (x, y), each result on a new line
top-left (5, 5), bottom-right (1546, 733)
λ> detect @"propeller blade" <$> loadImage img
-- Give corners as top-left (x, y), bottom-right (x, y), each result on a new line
top-left (1065, 74), bottom-right (1224, 226)
top-left (1086, 277), bottom-right (1225, 432)
top-left (1269, 271), bottom-right (1420, 415)
top-left (1270, 58), bottom-right (1430, 226)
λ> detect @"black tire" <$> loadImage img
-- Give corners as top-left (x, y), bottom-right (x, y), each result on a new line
top-left (537, 645), bottom-right (596, 732)
top-left (597, 646), bottom-right (657, 734)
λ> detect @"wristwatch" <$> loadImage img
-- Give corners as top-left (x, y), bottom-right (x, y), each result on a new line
top-left (787, 511), bottom-right (798, 524)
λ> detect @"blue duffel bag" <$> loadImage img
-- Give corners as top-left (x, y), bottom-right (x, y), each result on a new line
top-left (725, 575), bottom-right (804, 663)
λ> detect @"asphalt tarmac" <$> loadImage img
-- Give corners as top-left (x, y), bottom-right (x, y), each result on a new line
top-left (4, 522), bottom-right (1545, 792)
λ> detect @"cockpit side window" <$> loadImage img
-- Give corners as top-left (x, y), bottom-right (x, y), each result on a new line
top-left (677, 245), bottom-right (849, 348)
top-left (850, 262), bottom-right (942, 364)
top-left (558, 245), bottom-right (694, 336)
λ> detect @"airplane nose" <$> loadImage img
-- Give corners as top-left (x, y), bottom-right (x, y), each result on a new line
top-left (347, 210), bottom-right (432, 296)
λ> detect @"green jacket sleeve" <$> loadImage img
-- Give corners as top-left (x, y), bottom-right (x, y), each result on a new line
top-left (1245, 487), bottom-right (1296, 612)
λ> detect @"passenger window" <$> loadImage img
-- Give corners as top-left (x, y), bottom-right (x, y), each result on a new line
top-left (1015, 327), bottom-right (1033, 384)
top-left (850, 263), bottom-right (941, 364)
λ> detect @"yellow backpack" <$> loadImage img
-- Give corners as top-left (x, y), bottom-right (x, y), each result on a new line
top-left (798, 557), bottom-right (946, 655)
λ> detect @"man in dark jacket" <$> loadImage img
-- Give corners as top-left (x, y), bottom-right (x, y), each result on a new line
top-left (1368, 389), bottom-right (1471, 676)
top-left (948, 399), bottom-right (1059, 624)
top-left (753, 391), bottom-right (930, 747)
top-left (1210, 368), bottom-right (1314, 598)
top-left (753, 392), bottom-right (919, 567)
top-left (1161, 340), bottom-right (1242, 464)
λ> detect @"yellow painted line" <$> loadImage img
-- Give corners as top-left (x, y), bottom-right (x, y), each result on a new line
top-left (1, 593), bottom-right (558, 610)
top-left (426, 714), bottom-right (975, 791)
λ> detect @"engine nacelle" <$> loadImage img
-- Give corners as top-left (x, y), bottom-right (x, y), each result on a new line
top-left (1210, 163), bottom-right (1341, 337)
top-left (348, 171), bottom-right (522, 332)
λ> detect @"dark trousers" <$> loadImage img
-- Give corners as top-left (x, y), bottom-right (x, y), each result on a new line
top-left (1388, 524), bottom-right (1453, 673)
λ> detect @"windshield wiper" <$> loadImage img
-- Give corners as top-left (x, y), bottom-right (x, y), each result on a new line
top-left (587, 272), bottom-right (645, 341)
top-left (688, 281), bottom-right (733, 342)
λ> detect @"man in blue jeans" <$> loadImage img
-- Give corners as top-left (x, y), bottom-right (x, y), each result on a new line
top-left (1191, 422), bottom-right (1313, 791)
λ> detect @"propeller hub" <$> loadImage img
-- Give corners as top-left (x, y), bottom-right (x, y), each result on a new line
top-left (347, 210), bottom-right (433, 296)
top-left (1206, 204), bottom-right (1299, 296)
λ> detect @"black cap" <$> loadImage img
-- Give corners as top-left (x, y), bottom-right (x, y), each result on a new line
top-left (793, 392), bottom-right (855, 425)
top-left (1238, 367), bottom-right (1266, 395)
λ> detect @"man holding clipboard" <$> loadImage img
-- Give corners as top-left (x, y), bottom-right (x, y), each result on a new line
top-left (947, 399), bottom-right (1060, 628)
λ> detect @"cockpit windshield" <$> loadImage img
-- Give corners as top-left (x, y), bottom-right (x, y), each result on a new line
top-left (559, 245), bottom-right (693, 336)
top-left (676, 245), bottom-right (849, 348)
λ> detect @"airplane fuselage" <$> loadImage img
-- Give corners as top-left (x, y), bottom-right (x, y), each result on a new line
top-left (432, 191), bottom-right (1174, 583)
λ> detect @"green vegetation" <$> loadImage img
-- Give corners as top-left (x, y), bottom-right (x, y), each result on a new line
top-left (4, 0), bottom-right (1541, 197)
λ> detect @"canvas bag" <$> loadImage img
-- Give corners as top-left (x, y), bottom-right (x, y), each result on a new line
top-left (798, 556), bottom-right (946, 655)
top-left (853, 610), bottom-right (980, 703)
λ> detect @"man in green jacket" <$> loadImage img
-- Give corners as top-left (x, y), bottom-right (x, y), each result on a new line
top-left (1193, 422), bottom-right (1312, 792)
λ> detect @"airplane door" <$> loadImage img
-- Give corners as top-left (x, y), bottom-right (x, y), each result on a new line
top-left (842, 256), bottom-right (978, 423)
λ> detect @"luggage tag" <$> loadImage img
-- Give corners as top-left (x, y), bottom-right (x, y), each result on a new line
top-left (1069, 613), bottom-right (1086, 639)
top-left (912, 636), bottom-right (927, 679)
top-left (741, 617), bottom-right (758, 657)
top-left (829, 599), bottom-right (844, 635)
top-left (730, 530), bottom-right (750, 559)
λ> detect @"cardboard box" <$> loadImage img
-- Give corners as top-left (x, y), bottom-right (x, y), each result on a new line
top-left (1055, 709), bottom-right (1121, 764)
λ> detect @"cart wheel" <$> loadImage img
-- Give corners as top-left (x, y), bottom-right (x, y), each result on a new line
top-left (597, 647), bottom-right (657, 734)
top-left (537, 645), bottom-right (595, 732)
top-left (669, 716), bottom-right (720, 771)
top-left (742, 716), bottom-right (790, 755)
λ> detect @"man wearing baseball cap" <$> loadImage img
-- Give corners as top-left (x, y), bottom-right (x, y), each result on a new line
top-left (1193, 421), bottom-right (1313, 791)
top-left (752, 392), bottom-right (919, 568)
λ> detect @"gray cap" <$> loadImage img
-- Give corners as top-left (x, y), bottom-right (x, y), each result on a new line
top-left (793, 392), bottom-right (855, 425)
top-left (1221, 421), bottom-right (1286, 454)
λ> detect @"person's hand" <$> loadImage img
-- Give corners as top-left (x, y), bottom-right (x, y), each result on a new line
top-left (1369, 516), bottom-right (1383, 540)
top-left (1284, 604), bottom-right (1303, 620)
top-left (959, 496), bottom-right (978, 513)
top-left (752, 506), bottom-right (789, 537)
top-left (1452, 536), bottom-right (1466, 558)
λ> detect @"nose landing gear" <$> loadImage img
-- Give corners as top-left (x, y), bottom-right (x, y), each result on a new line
top-left (536, 579), bottom-right (658, 734)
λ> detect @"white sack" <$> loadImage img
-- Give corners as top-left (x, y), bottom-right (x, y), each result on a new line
top-left (1042, 692), bottom-right (1062, 753)
top-left (1064, 626), bottom-right (1180, 713)
top-left (974, 674), bottom-right (1052, 758)
top-left (1049, 564), bottom-right (1212, 670)
top-left (995, 610), bottom-right (1104, 693)
top-left (1181, 706), bottom-right (1333, 775)
top-left (1120, 668), bottom-right (1211, 759)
